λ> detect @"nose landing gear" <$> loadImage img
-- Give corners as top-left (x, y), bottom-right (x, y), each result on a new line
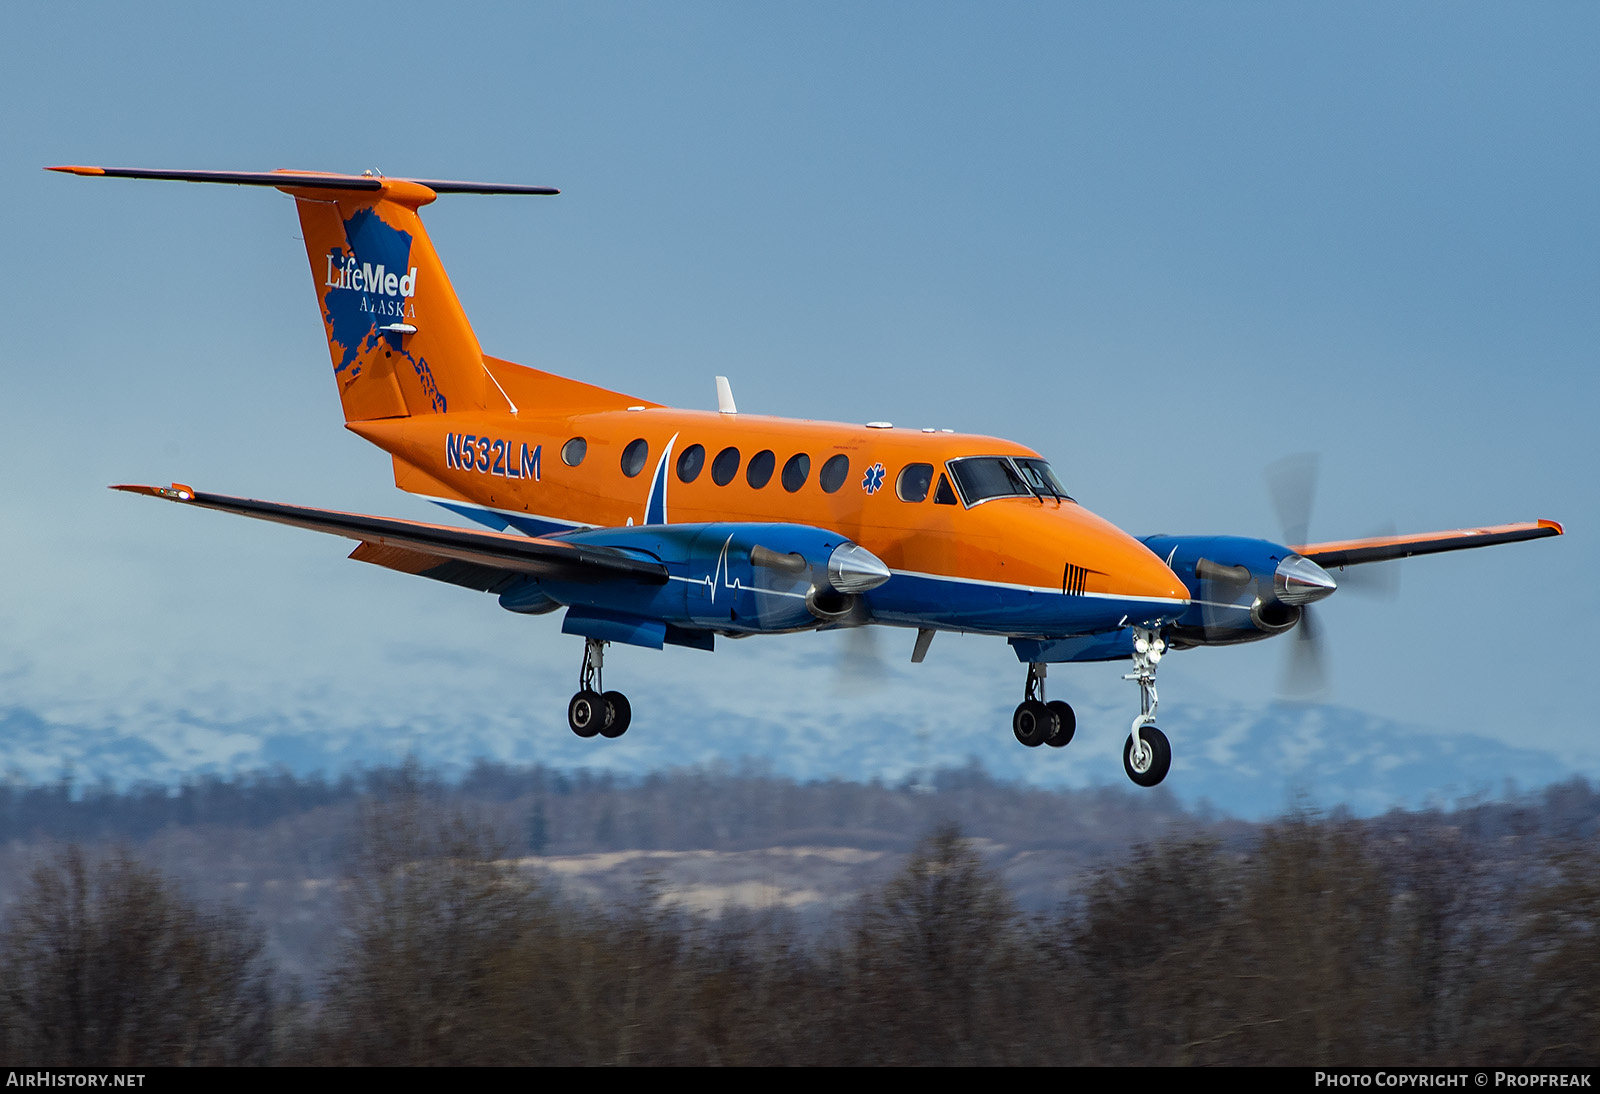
top-left (1012, 662), bottom-right (1076, 748)
top-left (568, 638), bottom-right (632, 739)
top-left (1120, 627), bottom-right (1171, 787)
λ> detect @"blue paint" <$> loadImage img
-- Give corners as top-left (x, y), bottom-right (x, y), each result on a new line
top-left (320, 208), bottom-right (414, 375)
top-left (497, 579), bottom-right (559, 615)
top-left (1010, 631), bottom-right (1136, 663)
top-left (861, 462), bottom-right (885, 494)
top-left (644, 453), bottom-right (669, 525)
top-left (561, 606), bottom-right (668, 649)
top-left (643, 433), bottom-right (677, 526)
top-left (319, 208), bottom-right (444, 412)
top-left (1139, 534), bottom-right (1293, 642)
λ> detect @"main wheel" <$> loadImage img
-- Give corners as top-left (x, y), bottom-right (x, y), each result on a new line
top-left (1012, 700), bottom-right (1055, 748)
top-left (600, 691), bottom-right (632, 738)
top-left (568, 690), bottom-right (604, 738)
top-left (1045, 701), bottom-right (1076, 747)
top-left (1122, 726), bottom-right (1171, 787)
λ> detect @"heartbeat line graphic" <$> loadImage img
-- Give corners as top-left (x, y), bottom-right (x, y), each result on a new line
top-left (706, 534), bottom-right (743, 603)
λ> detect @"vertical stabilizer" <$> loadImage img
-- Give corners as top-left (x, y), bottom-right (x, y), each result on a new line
top-left (289, 178), bottom-right (492, 421)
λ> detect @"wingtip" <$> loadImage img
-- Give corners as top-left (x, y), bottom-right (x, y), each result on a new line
top-left (111, 482), bottom-right (195, 500)
top-left (47, 165), bottom-right (105, 176)
top-left (1538, 519), bottom-right (1564, 535)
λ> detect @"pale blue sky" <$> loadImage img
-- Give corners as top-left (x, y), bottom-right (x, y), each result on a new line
top-left (1, 3), bottom-right (1594, 792)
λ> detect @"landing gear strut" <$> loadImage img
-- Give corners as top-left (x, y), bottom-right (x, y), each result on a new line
top-left (568, 638), bottom-right (632, 739)
top-left (1121, 627), bottom-right (1171, 786)
top-left (1012, 662), bottom-right (1076, 749)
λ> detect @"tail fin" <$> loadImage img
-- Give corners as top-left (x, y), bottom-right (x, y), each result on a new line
top-left (48, 166), bottom-right (558, 422)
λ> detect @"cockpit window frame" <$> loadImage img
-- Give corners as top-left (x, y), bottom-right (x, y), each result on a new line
top-left (944, 455), bottom-right (1074, 508)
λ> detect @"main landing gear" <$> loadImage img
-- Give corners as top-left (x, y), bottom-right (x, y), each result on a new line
top-left (1012, 662), bottom-right (1076, 749)
top-left (1009, 627), bottom-right (1173, 788)
top-left (568, 638), bottom-right (632, 739)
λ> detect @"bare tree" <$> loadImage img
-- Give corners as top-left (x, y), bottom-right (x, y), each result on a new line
top-left (0, 845), bottom-right (275, 1065)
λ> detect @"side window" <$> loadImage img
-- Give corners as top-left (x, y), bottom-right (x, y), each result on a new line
top-left (676, 443), bottom-right (705, 483)
top-left (934, 472), bottom-right (959, 505)
top-left (561, 437), bottom-right (587, 467)
top-left (620, 438), bottom-right (649, 478)
top-left (897, 463), bottom-right (934, 503)
top-left (819, 454), bottom-right (850, 494)
top-left (781, 453), bottom-right (811, 493)
top-left (712, 446), bottom-right (741, 486)
top-left (746, 449), bottom-right (776, 489)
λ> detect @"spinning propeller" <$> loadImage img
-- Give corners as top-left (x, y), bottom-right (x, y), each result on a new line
top-left (1264, 454), bottom-right (1398, 698)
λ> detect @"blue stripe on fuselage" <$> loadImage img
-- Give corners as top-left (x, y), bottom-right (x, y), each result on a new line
top-left (865, 571), bottom-right (1182, 637)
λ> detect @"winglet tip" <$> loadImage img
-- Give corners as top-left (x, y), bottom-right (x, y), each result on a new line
top-left (111, 482), bottom-right (195, 501)
top-left (1539, 518), bottom-right (1564, 535)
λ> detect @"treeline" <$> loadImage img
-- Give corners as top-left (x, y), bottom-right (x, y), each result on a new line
top-left (1, 797), bottom-right (1597, 1065)
top-left (8, 759), bottom-right (1598, 852)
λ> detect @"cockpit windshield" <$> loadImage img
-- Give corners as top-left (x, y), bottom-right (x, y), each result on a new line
top-left (948, 456), bottom-right (1074, 506)
top-left (1015, 458), bottom-right (1072, 502)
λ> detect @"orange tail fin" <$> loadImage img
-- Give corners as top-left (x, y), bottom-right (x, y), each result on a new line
top-left (292, 178), bottom-right (492, 421)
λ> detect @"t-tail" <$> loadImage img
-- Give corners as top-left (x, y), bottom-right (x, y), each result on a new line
top-left (47, 166), bottom-right (558, 423)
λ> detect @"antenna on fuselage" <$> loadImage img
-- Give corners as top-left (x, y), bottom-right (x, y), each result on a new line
top-left (715, 376), bottom-right (737, 415)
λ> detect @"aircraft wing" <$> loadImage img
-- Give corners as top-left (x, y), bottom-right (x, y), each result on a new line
top-left (111, 483), bottom-right (668, 591)
top-left (1293, 519), bottom-right (1563, 567)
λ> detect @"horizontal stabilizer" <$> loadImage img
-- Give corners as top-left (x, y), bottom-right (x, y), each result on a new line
top-left (47, 165), bottom-right (558, 195)
top-left (1295, 519), bottom-right (1563, 567)
top-left (111, 483), bottom-right (666, 585)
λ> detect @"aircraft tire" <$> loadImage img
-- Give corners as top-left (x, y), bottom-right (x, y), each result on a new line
top-left (600, 691), bottom-right (632, 738)
top-left (1012, 700), bottom-right (1054, 747)
top-left (1045, 701), bottom-right (1076, 747)
top-left (1123, 726), bottom-right (1171, 787)
top-left (568, 690), bottom-right (604, 738)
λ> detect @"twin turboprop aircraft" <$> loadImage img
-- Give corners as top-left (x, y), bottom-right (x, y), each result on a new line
top-left (53, 165), bottom-right (1564, 787)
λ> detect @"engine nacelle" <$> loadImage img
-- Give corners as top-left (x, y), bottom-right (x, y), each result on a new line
top-left (1141, 534), bottom-right (1334, 648)
top-left (497, 522), bottom-right (891, 647)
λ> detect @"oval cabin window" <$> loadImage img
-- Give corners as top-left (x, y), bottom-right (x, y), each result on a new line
top-left (561, 437), bottom-right (587, 467)
top-left (746, 449), bottom-right (775, 489)
top-left (620, 438), bottom-right (649, 478)
top-left (819, 454), bottom-right (850, 494)
top-left (676, 443), bottom-right (706, 483)
top-left (897, 463), bottom-right (934, 502)
top-left (712, 446), bottom-right (740, 486)
top-left (781, 453), bottom-right (811, 493)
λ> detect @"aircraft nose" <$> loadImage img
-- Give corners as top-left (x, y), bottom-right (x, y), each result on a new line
top-left (1119, 541), bottom-right (1192, 605)
top-left (1076, 511), bottom-right (1190, 605)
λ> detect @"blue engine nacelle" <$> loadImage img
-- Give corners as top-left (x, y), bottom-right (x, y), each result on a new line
top-left (1141, 534), bottom-right (1337, 648)
top-left (496, 522), bottom-right (892, 650)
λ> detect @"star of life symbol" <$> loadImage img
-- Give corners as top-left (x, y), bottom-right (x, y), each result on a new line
top-left (862, 462), bottom-right (886, 494)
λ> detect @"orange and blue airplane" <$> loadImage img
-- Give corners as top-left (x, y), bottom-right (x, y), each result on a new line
top-left (51, 165), bottom-right (1564, 787)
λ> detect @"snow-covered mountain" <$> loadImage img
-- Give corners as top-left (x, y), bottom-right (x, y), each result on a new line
top-left (0, 689), bottom-right (1570, 821)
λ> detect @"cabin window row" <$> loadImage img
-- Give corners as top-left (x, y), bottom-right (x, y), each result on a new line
top-left (560, 435), bottom-right (1062, 505)
top-left (561, 436), bottom-right (987, 505)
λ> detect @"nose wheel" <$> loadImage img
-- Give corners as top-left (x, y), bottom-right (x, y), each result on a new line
top-left (1012, 662), bottom-right (1076, 748)
top-left (568, 639), bottom-right (633, 739)
top-left (1123, 725), bottom-right (1171, 787)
